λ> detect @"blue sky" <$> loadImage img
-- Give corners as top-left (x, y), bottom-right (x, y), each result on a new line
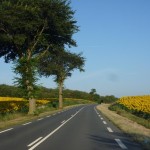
top-left (0, 0), bottom-right (150, 97)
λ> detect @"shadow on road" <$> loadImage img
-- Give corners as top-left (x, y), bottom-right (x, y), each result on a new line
top-left (88, 132), bottom-right (143, 150)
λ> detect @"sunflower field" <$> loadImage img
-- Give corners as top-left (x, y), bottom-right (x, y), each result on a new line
top-left (116, 95), bottom-right (150, 119)
top-left (0, 97), bottom-right (49, 114)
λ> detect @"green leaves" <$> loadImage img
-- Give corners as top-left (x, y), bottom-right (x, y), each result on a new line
top-left (13, 57), bottom-right (38, 99)
top-left (0, 0), bottom-right (81, 113)
top-left (38, 49), bottom-right (85, 84)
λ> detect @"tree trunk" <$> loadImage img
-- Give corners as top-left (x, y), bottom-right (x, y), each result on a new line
top-left (59, 81), bottom-right (63, 109)
top-left (26, 49), bottom-right (36, 114)
top-left (28, 98), bottom-right (36, 114)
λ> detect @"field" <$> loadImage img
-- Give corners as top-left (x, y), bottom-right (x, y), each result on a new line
top-left (117, 95), bottom-right (150, 119)
top-left (0, 97), bottom-right (50, 114)
top-left (109, 95), bottom-right (150, 129)
top-left (0, 97), bottom-right (92, 114)
top-left (102, 95), bottom-right (150, 149)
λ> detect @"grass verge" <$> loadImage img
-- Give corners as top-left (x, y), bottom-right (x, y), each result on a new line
top-left (109, 103), bottom-right (150, 129)
top-left (0, 104), bottom-right (82, 131)
top-left (97, 104), bottom-right (150, 150)
top-left (0, 98), bottom-right (93, 130)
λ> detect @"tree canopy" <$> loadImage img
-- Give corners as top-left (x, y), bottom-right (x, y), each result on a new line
top-left (0, 0), bottom-right (79, 113)
top-left (0, 0), bottom-right (78, 62)
top-left (38, 49), bottom-right (85, 108)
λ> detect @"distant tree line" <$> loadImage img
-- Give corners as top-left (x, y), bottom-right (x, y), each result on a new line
top-left (0, 84), bottom-right (118, 103)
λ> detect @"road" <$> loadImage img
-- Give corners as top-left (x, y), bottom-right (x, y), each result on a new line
top-left (0, 104), bottom-right (142, 150)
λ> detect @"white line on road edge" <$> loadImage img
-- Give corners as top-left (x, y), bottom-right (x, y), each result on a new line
top-left (101, 117), bottom-right (104, 120)
top-left (46, 115), bottom-right (51, 118)
top-left (94, 107), bottom-right (99, 114)
top-left (0, 128), bottom-right (13, 134)
top-left (115, 139), bottom-right (128, 149)
top-left (28, 137), bottom-right (43, 147)
top-left (61, 120), bottom-right (66, 124)
top-left (28, 107), bottom-right (84, 150)
top-left (23, 122), bottom-right (32, 126)
top-left (103, 121), bottom-right (107, 124)
top-left (107, 127), bottom-right (113, 132)
top-left (37, 118), bottom-right (43, 121)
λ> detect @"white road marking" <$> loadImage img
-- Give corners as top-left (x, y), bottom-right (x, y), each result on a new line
top-left (28, 137), bottom-right (43, 147)
top-left (101, 117), bottom-right (104, 120)
top-left (23, 122), bottom-right (32, 126)
top-left (94, 107), bottom-right (99, 114)
top-left (103, 121), bottom-right (107, 124)
top-left (107, 127), bottom-right (113, 132)
top-left (28, 107), bottom-right (84, 150)
top-left (61, 120), bottom-right (66, 124)
top-left (46, 115), bottom-right (51, 118)
top-left (115, 139), bottom-right (128, 149)
top-left (0, 128), bottom-right (13, 134)
top-left (37, 118), bottom-right (43, 121)
top-left (98, 114), bottom-right (101, 117)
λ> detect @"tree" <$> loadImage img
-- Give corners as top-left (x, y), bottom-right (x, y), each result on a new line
top-left (89, 88), bottom-right (100, 102)
top-left (38, 49), bottom-right (85, 109)
top-left (0, 0), bottom-right (78, 114)
top-left (90, 89), bottom-right (96, 95)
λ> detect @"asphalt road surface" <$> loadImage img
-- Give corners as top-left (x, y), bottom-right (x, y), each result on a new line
top-left (0, 104), bottom-right (142, 150)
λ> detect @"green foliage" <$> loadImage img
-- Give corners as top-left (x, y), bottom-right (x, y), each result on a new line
top-left (0, 84), bottom-right (119, 104)
top-left (99, 95), bottom-right (118, 104)
top-left (0, 0), bottom-right (78, 62)
top-left (13, 57), bottom-right (38, 99)
top-left (0, 101), bottom-right (28, 114)
top-left (109, 103), bottom-right (150, 120)
top-left (0, 0), bottom-right (79, 103)
top-left (38, 49), bottom-right (85, 83)
top-left (89, 88), bottom-right (101, 102)
top-left (109, 103), bottom-right (150, 128)
top-left (63, 98), bottom-right (93, 106)
top-left (37, 49), bottom-right (85, 109)
top-left (0, 84), bottom-right (23, 97)
top-left (89, 88), bottom-right (96, 95)
top-left (63, 89), bottom-right (90, 100)
top-left (0, 0), bottom-right (42, 61)
top-left (0, 84), bottom-right (91, 100)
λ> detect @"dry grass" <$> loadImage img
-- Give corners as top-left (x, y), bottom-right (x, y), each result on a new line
top-left (0, 109), bottom-right (57, 130)
top-left (0, 104), bottom-right (80, 130)
top-left (97, 104), bottom-right (150, 149)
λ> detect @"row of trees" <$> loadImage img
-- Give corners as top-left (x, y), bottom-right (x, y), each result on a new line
top-left (0, 84), bottom-right (92, 100)
top-left (0, 0), bottom-right (85, 114)
top-left (0, 84), bottom-right (118, 103)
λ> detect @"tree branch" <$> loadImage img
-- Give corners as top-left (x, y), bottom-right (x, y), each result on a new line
top-left (30, 20), bottom-right (47, 53)
top-left (0, 28), bottom-right (8, 33)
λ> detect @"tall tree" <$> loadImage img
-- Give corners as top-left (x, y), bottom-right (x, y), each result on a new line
top-left (38, 49), bottom-right (85, 109)
top-left (90, 89), bottom-right (96, 95)
top-left (89, 88), bottom-right (97, 101)
top-left (0, 0), bottom-right (78, 114)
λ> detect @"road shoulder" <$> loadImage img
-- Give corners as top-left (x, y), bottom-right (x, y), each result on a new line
top-left (96, 104), bottom-right (150, 150)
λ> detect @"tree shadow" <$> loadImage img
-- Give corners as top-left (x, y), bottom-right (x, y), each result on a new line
top-left (88, 132), bottom-right (144, 150)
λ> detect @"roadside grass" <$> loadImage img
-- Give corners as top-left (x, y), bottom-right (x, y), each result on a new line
top-left (63, 98), bottom-right (94, 106)
top-left (97, 104), bottom-right (150, 150)
top-left (0, 106), bottom-right (58, 130)
top-left (109, 103), bottom-right (150, 129)
top-left (0, 98), bottom-right (92, 131)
